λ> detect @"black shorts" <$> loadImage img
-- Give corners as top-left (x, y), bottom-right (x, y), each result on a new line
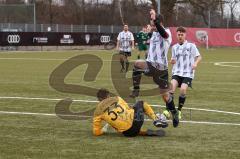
top-left (144, 62), bottom-right (169, 90)
top-left (172, 75), bottom-right (192, 88)
top-left (122, 101), bottom-right (144, 137)
top-left (119, 51), bottom-right (131, 57)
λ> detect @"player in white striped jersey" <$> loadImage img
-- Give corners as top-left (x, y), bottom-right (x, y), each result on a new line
top-left (167, 26), bottom-right (202, 119)
top-left (129, 9), bottom-right (179, 128)
top-left (116, 24), bottom-right (135, 72)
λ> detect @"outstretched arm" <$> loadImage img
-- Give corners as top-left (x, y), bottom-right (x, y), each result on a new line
top-left (116, 40), bottom-right (120, 51)
top-left (131, 33), bottom-right (135, 49)
top-left (116, 33), bottom-right (120, 50)
top-left (192, 45), bottom-right (202, 70)
top-left (150, 9), bottom-right (169, 39)
top-left (143, 102), bottom-right (157, 121)
top-left (170, 47), bottom-right (176, 64)
top-left (192, 55), bottom-right (202, 70)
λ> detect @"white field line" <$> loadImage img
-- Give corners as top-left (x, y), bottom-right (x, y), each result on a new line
top-left (214, 62), bottom-right (240, 68)
top-left (0, 57), bottom-right (129, 62)
top-left (179, 120), bottom-right (240, 126)
top-left (0, 50), bottom-right (105, 54)
top-left (0, 57), bottom-right (68, 61)
top-left (151, 104), bottom-right (240, 116)
top-left (0, 57), bottom-right (214, 63)
top-left (1, 55), bottom-right (239, 67)
top-left (144, 119), bottom-right (240, 126)
top-left (0, 110), bottom-right (240, 126)
top-left (0, 96), bottom-right (240, 116)
top-left (0, 96), bottom-right (98, 103)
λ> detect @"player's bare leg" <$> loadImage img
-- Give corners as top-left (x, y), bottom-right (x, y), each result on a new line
top-left (137, 50), bottom-right (141, 59)
top-left (125, 55), bottom-right (129, 72)
top-left (163, 79), bottom-right (179, 119)
top-left (119, 54), bottom-right (126, 72)
top-left (179, 83), bottom-right (188, 110)
top-left (137, 51), bottom-right (144, 59)
top-left (170, 79), bottom-right (178, 98)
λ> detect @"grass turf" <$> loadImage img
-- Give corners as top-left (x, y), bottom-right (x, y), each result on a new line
top-left (0, 48), bottom-right (239, 159)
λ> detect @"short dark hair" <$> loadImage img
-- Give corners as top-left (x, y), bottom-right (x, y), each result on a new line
top-left (177, 26), bottom-right (186, 33)
top-left (96, 88), bottom-right (110, 101)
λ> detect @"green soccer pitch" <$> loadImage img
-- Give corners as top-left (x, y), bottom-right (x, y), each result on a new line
top-left (0, 48), bottom-right (239, 159)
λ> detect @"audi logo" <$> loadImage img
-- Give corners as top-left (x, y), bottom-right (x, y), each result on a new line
top-left (7, 35), bottom-right (20, 44)
top-left (234, 33), bottom-right (240, 43)
top-left (100, 36), bottom-right (111, 43)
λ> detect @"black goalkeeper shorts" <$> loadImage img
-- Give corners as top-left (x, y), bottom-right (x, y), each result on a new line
top-left (122, 101), bottom-right (144, 137)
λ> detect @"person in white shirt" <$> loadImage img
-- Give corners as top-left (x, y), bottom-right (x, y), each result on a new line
top-left (166, 26), bottom-right (202, 120)
top-left (129, 9), bottom-right (179, 128)
top-left (116, 24), bottom-right (135, 72)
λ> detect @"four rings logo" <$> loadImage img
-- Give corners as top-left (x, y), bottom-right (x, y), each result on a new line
top-left (7, 35), bottom-right (20, 44)
top-left (100, 36), bottom-right (111, 43)
top-left (234, 33), bottom-right (240, 43)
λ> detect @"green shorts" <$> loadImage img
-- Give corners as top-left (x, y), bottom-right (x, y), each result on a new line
top-left (138, 44), bottom-right (147, 51)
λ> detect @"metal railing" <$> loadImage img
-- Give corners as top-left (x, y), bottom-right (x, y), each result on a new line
top-left (0, 23), bottom-right (142, 33)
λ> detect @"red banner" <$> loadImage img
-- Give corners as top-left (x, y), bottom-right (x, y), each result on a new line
top-left (169, 27), bottom-right (240, 47)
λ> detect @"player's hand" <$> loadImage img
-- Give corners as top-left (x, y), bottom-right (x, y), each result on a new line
top-left (150, 9), bottom-right (156, 21)
top-left (170, 59), bottom-right (176, 64)
top-left (192, 63), bottom-right (198, 70)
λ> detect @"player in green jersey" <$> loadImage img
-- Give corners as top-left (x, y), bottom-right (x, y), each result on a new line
top-left (136, 26), bottom-right (150, 59)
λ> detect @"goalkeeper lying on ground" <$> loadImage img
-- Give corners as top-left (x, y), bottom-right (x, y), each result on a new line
top-left (93, 89), bottom-right (168, 137)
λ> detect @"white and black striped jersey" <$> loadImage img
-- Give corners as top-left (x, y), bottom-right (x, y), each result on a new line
top-left (146, 28), bottom-right (172, 70)
top-left (171, 41), bottom-right (200, 79)
top-left (117, 31), bottom-right (134, 52)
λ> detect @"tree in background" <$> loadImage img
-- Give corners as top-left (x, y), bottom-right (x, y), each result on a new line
top-left (225, 0), bottom-right (240, 27)
top-left (0, 0), bottom-right (239, 28)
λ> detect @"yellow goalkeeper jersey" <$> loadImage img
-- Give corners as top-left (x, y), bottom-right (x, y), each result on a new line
top-left (93, 96), bottom-right (134, 136)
